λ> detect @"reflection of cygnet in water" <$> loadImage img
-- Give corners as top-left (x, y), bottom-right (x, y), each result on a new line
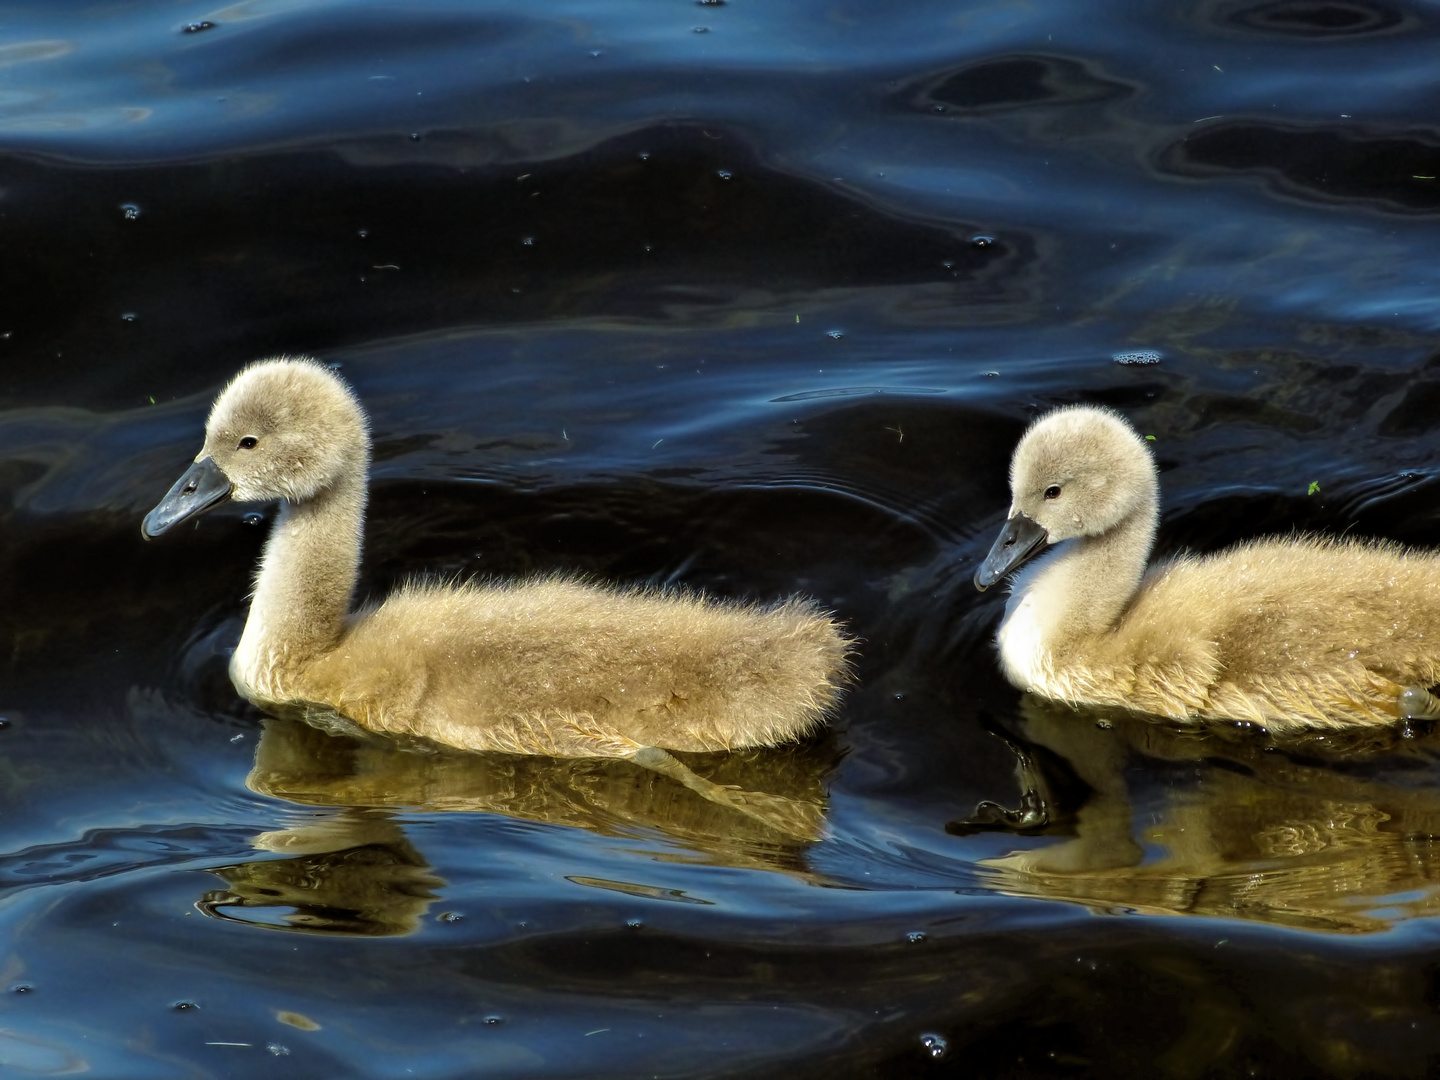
top-left (955, 696), bottom-right (1440, 934)
top-left (141, 357), bottom-right (852, 815)
top-left (198, 717), bottom-right (835, 936)
top-left (201, 810), bottom-right (443, 937)
top-left (247, 717), bottom-right (833, 845)
top-left (976, 405), bottom-right (1440, 729)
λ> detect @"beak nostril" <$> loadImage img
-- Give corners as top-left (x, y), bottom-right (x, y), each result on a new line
top-left (183, 481), bottom-right (197, 494)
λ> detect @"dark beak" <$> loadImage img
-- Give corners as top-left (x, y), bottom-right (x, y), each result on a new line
top-left (142, 456), bottom-right (233, 538)
top-left (974, 512), bottom-right (1049, 592)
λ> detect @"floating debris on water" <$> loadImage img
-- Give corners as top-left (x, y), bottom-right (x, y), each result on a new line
top-left (276, 1010), bottom-right (321, 1031)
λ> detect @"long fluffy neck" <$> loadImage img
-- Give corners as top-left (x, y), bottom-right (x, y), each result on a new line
top-left (231, 470), bottom-right (367, 700)
top-left (998, 501), bottom-right (1157, 687)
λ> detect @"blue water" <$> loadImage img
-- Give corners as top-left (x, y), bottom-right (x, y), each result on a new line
top-left (5, 0), bottom-right (1440, 1075)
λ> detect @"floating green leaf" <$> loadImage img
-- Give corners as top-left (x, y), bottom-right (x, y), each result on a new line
top-left (1308, 480), bottom-right (1321, 496)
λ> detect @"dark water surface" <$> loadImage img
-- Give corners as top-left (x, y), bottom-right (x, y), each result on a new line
top-left (5, 0), bottom-right (1440, 1075)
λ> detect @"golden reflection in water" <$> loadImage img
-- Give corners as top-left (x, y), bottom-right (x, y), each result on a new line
top-left (200, 718), bottom-right (832, 935)
top-left (970, 697), bottom-right (1440, 934)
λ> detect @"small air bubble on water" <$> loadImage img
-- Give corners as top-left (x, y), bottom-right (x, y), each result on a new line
top-left (696, 0), bottom-right (726, 5)
top-left (484, 1015), bottom-right (503, 1025)
top-left (409, 132), bottom-right (421, 141)
top-left (893, 691), bottom-right (905, 701)
top-left (357, 228), bottom-right (368, 238)
top-left (716, 169), bottom-right (733, 180)
top-left (10, 984), bottom-right (32, 994)
top-left (266, 1044), bottom-right (290, 1056)
top-left (920, 1033), bottom-right (949, 1060)
top-left (182, 20), bottom-right (215, 33)
top-left (121, 312), bottom-right (137, 323)
top-left (941, 260), bottom-right (954, 268)
top-left (906, 930), bottom-right (927, 943)
top-left (522, 236), bottom-right (534, 246)
top-left (626, 918), bottom-right (643, 929)
top-left (242, 512), bottom-right (265, 526)
top-left (121, 204), bottom-right (141, 220)
top-left (693, 25), bottom-right (710, 32)
top-left (638, 151), bottom-right (651, 160)
top-left (970, 234), bottom-right (995, 248)
top-left (932, 104), bottom-right (947, 113)
top-left (172, 1001), bottom-right (200, 1012)
top-left (0, 719), bottom-right (12, 730)
top-left (1096, 719), bottom-right (1113, 729)
top-left (590, 49), bottom-right (603, 58)
top-left (1113, 350), bottom-right (1162, 366)
top-left (438, 911), bottom-right (464, 923)
top-left (826, 329), bottom-right (844, 339)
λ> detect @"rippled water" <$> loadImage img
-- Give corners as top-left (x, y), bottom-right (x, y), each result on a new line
top-left (5, 0), bottom-right (1440, 1075)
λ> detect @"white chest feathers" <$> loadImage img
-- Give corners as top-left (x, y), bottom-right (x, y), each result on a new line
top-left (994, 549), bottom-right (1075, 694)
top-left (996, 585), bottom-right (1051, 692)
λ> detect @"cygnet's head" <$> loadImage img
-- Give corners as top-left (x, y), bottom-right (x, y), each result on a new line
top-left (142, 357), bottom-right (369, 538)
top-left (975, 405), bottom-right (1157, 590)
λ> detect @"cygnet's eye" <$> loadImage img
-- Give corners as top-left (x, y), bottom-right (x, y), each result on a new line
top-left (1044, 485), bottom-right (1062, 500)
top-left (237, 436), bottom-right (259, 450)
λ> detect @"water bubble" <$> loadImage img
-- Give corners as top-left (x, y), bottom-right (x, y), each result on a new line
top-left (1, 332), bottom-right (9, 340)
top-left (970, 234), bottom-right (995, 248)
top-left (10, 984), bottom-right (32, 994)
top-left (229, 733), bottom-right (245, 743)
top-left (522, 236), bottom-right (534, 246)
top-left (182, 20), bottom-right (215, 33)
top-left (826, 329), bottom-right (844, 339)
top-left (121, 204), bottom-right (141, 220)
top-left (266, 1044), bottom-right (290, 1057)
top-left (920, 1033), bottom-right (949, 1060)
top-left (626, 918), bottom-right (643, 930)
top-left (242, 512), bottom-right (265, 526)
top-left (484, 1015), bottom-right (504, 1025)
top-left (696, 0), bottom-right (727, 5)
top-left (357, 228), bottom-right (368, 238)
top-left (638, 151), bottom-right (651, 161)
top-left (121, 312), bottom-right (137, 323)
top-left (589, 49), bottom-right (603, 58)
top-left (893, 691), bottom-right (905, 701)
top-left (716, 169), bottom-right (733, 180)
top-left (1095, 719), bottom-right (1113, 730)
top-left (906, 930), bottom-right (927, 944)
top-left (409, 132), bottom-right (421, 141)
top-left (643, 243), bottom-right (653, 252)
top-left (172, 1001), bottom-right (200, 1012)
top-left (941, 260), bottom-right (954, 268)
top-left (931, 104), bottom-right (947, 113)
top-left (1113, 350), bottom-right (1162, 366)
top-left (0, 719), bottom-right (11, 731)
top-left (693, 25), bottom-right (710, 32)
top-left (438, 911), bottom-right (464, 923)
